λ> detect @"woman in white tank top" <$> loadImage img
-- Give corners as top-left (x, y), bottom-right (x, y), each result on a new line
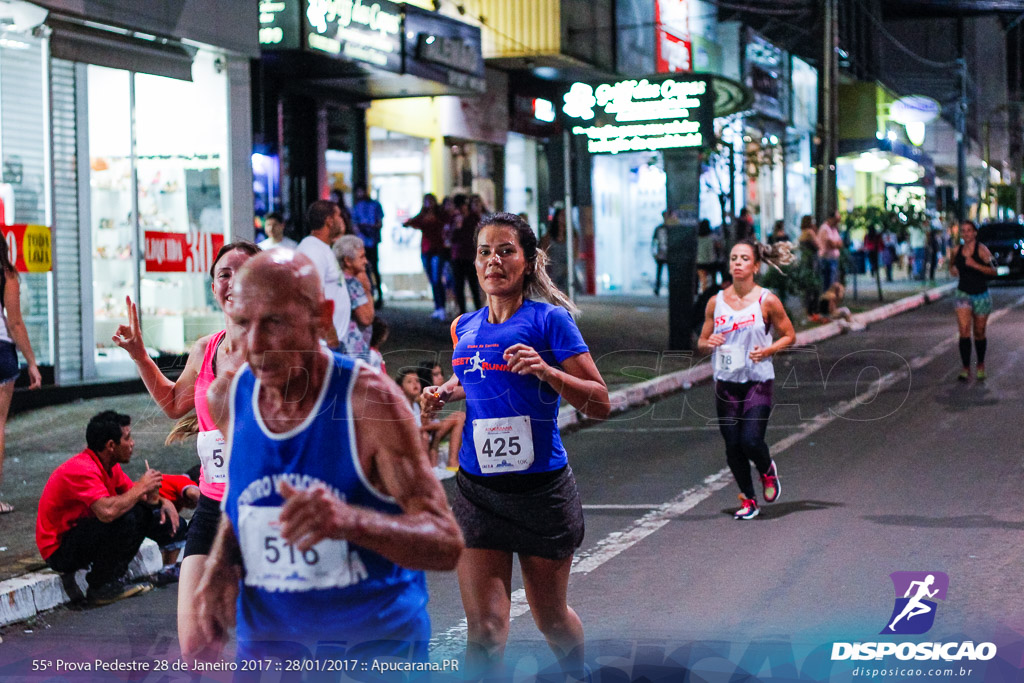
top-left (698, 238), bottom-right (796, 520)
top-left (0, 240), bottom-right (41, 514)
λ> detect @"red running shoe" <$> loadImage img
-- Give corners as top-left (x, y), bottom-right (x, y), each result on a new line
top-left (761, 461), bottom-right (780, 503)
top-left (734, 494), bottom-right (760, 520)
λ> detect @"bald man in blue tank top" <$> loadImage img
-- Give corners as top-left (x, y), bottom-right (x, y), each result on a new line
top-left (191, 250), bottom-right (463, 666)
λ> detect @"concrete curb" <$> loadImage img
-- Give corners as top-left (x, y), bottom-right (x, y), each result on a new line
top-left (0, 282), bottom-right (957, 628)
top-left (557, 281), bottom-right (957, 429)
top-left (0, 539), bottom-right (163, 628)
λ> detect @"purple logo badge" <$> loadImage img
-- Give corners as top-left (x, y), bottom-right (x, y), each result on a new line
top-left (881, 571), bottom-right (949, 635)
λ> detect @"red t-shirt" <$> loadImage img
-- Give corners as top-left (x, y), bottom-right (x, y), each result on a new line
top-left (35, 449), bottom-right (134, 560)
top-left (159, 474), bottom-right (198, 511)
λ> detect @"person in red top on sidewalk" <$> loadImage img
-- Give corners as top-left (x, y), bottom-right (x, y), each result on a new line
top-left (405, 193), bottom-right (449, 320)
top-left (36, 410), bottom-right (185, 605)
top-left (159, 473), bottom-right (200, 512)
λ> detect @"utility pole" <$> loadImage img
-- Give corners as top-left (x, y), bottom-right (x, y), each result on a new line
top-left (815, 0), bottom-right (838, 220)
top-left (956, 17), bottom-right (968, 222)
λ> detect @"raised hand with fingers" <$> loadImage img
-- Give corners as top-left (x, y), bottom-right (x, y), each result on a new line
top-left (111, 296), bottom-right (147, 361)
top-left (503, 343), bottom-right (551, 379)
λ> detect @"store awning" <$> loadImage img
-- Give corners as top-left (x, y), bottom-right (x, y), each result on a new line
top-left (48, 18), bottom-right (196, 81)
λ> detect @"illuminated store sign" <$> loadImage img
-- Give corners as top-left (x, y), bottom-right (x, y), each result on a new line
top-left (305, 0), bottom-right (402, 70)
top-left (562, 75), bottom-right (713, 154)
top-left (744, 29), bottom-right (788, 122)
top-left (259, 0), bottom-right (300, 48)
top-left (656, 0), bottom-right (691, 73)
top-left (259, 0), bottom-right (402, 71)
top-left (404, 5), bottom-right (485, 92)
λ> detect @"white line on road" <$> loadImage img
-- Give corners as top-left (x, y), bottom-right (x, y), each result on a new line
top-left (582, 504), bottom-right (663, 510)
top-left (428, 295), bottom-right (1024, 659)
top-left (584, 425), bottom-right (810, 433)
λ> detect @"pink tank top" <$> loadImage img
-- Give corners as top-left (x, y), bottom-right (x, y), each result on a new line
top-left (195, 329), bottom-right (227, 500)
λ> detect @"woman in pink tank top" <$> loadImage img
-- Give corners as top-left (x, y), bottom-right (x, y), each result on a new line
top-left (113, 240), bottom-right (259, 658)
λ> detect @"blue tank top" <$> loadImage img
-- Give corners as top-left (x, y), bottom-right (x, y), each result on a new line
top-left (223, 351), bottom-right (429, 659)
top-left (452, 300), bottom-right (588, 476)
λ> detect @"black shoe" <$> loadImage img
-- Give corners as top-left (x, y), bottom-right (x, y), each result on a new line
top-left (59, 572), bottom-right (86, 605)
top-left (151, 564), bottom-right (180, 587)
top-left (87, 578), bottom-right (152, 606)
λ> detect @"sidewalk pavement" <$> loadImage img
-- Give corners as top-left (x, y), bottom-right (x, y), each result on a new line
top-left (0, 276), bottom-right (957, 628)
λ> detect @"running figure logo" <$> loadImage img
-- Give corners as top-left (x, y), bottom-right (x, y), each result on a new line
top-left (465, 351), bottom-right (486, 378)
top-left (881, 571), bottom-right (949, 635)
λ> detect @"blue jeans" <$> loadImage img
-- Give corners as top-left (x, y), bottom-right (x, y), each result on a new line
top-left (421, 253), bottom-right (447, 310)
top-left (912, 247), bottom-right (926, 279)
top-left (820, 258), bottom-right (839, 290)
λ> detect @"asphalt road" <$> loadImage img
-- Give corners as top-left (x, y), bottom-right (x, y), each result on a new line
top-left (2, 284), bottom-right (1023, 682)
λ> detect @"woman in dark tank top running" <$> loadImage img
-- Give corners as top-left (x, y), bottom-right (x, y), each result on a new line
top-left (949, 220), bottom-right (997, 381)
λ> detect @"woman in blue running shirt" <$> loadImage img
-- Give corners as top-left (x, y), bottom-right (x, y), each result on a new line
top-left (698, 238), bottom-right (796, 521)
top-left (422, 212), bottom-right (609, 678)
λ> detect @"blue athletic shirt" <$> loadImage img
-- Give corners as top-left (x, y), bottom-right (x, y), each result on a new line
top-left (223, 350), bottom-right (429, 660)
top-left (452, 300), bottom-right (589, 476)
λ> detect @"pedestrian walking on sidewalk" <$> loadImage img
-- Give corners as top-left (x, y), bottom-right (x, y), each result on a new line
top-left (949, 220), bottom-right (997, 381)
top-left (352, 184), bottom-right (385, 306)
top-left (698, 238), bottom-right (797, 520)
top-left (405, 193), bottom-right (448, 320)
top-left (651, 212), bottom-right (671, 295)
top-left (817, 211), bottom-right (843, 290)
top-left (0, 236), bottom-right (41, 514)
top-left (449, 194), bottom-right (486, 313)
top-left (421, 212), bottom-right (610, 679)
top-left (112, 240), bottom-right (258, 656)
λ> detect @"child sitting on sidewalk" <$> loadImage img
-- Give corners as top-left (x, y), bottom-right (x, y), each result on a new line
top-left (417, 361), bottom-right (464, 480)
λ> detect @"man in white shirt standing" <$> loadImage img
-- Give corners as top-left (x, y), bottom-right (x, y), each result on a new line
top-left (296, 200), bottom-right (349, 350)
top-left (257, 212), bottom-right (297, 250)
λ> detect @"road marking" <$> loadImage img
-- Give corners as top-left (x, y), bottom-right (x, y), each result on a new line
top-left (428, 294), bottom-right (1024, 659)
top-left (582, 504), bottom-right (662, 510)
top-left (584, 425), bottom-right (810, 433)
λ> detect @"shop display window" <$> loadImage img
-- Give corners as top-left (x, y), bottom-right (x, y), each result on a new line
top-left (0, 37), bottom-right (53, 370)
top-left (369, 127), bottom-right (431, 281)
top-left (88, 52), bottom-right (229, 376)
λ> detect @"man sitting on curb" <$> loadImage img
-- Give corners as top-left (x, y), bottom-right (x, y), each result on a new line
top-left (35, 410), bottom-right (186, 605)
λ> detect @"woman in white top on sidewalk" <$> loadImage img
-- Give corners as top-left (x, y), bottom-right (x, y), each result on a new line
top-left (698, 238), bottom-right (796, 520)
top-left (0, 238), bottom-right (41, 513)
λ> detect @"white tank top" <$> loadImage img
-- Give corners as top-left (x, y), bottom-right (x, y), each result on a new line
top-left (0, 271), bottom-right (12, 343)
top-left (712, 288), bottom-right (775, 383)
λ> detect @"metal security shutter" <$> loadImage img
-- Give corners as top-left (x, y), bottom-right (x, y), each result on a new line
top-left (50, 58), bottom-right (82, 383)
top-left (0, 40), bottom-right (51, 368)
top-left (48, 19), bottom-right (195, 82)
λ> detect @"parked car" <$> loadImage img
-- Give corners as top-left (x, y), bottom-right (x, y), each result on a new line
top-left (977, 221), bottom-right (1024, 280)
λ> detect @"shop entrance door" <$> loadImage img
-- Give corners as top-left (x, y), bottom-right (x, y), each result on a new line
top-left (592, 153), bottom-right (667, 294)
top-left (368, 127), bottom-right (431, 296)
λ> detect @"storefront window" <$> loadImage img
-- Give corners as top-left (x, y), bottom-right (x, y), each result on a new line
top-left (0, 37), bottom-right (52, 370)
top-left (135, 51), bottom-right (228, 353)
top-left (88, 65), bottom-right (135, 376)
top-left (592, 152), bottom-right (667, 293)
top-left (369, 127), bottom-right (430, 289)
top-left (447, 140), bottom-right (501, 211)
top-left (89, 52), bottom-right (229, 378)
